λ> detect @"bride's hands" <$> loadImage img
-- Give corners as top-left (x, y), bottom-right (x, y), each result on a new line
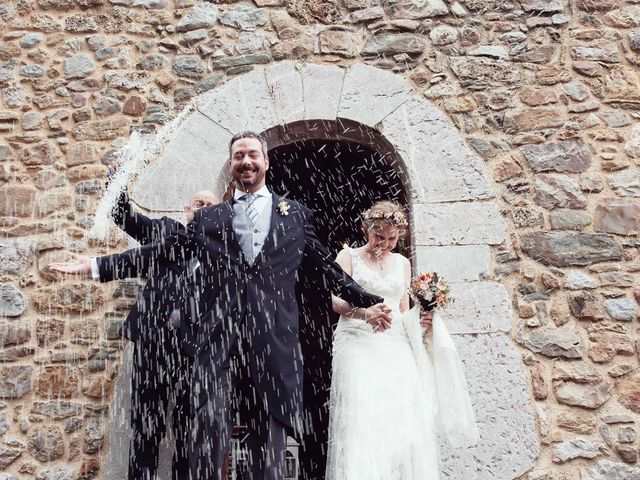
top-left (364, 303), bottom-right (393, 332)
top-left (420, 310), bottom-right (434, 331)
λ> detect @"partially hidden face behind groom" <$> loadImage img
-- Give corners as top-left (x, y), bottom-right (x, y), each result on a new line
top-left (52, 131), bottom-right (391, 480)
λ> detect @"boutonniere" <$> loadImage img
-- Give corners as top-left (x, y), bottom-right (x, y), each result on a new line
top-left (277, 200), bottom-right (290, 216)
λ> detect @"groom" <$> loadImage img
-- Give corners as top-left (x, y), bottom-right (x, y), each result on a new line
top-left (53, 131), bottom-right (391, 479)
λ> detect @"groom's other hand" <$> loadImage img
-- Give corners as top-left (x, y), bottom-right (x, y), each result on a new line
top-left (49, 255), bottom-right (93, 276)
top-left (366, 303), bottom-right (392, 332)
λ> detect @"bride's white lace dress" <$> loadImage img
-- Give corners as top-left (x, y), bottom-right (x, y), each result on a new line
top-left (326, 248), bottom-right (440, 480)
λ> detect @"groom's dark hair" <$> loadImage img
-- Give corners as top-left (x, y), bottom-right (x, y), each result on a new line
top-left (228, 131), bottom-right (268, 158)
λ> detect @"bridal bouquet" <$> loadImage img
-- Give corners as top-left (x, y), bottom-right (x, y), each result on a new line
top-left (409, 272), bottom-right (452, 311)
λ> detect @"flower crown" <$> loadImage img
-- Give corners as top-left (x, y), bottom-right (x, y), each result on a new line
top-left (361, 208), bottom-right (408, 227)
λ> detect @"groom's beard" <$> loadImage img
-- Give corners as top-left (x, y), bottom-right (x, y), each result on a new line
top-left (234, 169), bottom-right (264, 190)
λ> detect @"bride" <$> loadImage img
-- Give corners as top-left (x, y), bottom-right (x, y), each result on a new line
top-left (325, 201), bottom-right (478, 480)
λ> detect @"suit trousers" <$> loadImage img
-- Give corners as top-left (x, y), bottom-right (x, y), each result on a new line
top-left (188, 336), bottom-right (290, 480)
top-left (129, 332), bottom-right (192, 480)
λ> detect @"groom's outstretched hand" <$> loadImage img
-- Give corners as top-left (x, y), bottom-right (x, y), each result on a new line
top-left (49, 254), bottom-right (93, 276)
top-left (365, 303), bottom-right (393, 332)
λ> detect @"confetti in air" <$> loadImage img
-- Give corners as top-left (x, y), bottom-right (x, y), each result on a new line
top-left (87, 104), bottom-right (194, 241)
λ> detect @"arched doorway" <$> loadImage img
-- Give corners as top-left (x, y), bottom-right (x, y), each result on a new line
top-left (105, 62), bottom-right (539, 480)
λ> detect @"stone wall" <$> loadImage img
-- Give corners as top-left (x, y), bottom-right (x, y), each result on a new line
top-left (1, 0), bottom-right (640, 479)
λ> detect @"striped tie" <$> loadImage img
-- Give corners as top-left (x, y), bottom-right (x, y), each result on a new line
top-left (241, 193), bottom-right (259, 226)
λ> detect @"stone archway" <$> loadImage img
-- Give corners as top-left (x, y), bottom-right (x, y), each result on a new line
top-left (106, 62), bottom-right (539, 479)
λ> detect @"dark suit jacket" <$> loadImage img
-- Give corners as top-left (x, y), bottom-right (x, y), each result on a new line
top-left (96, 192), bottom-right (382, 427)
top-left (105, 191), bottom-right (195, 344)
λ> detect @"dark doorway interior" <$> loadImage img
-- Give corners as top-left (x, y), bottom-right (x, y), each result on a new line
top-left (266, 138), bottom-right (408, 479)
top-left (267, 139), bottom-right (408, 251)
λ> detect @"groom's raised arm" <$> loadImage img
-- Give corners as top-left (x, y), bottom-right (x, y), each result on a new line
top-left (301, 208), bottom-right (383, 308)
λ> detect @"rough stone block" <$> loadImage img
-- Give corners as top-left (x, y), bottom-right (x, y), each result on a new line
top-left (440, 333), bottom-right (539, 479)
top-left (72, 118), bottom-right (128, 141)
top-left (219, 3), bottom-right (267, 31)
top-left (503, 107), bottom-right (564, 133)
top-left (609, 169), bottom-right (640, 197)
top-left (0, 365), bottom-right (32, 399)
top-left (520, 232), bottom-right (622, 267)
top-left (519, 325), bottom-right (583, 358)
top-left (436, 281), bottom-right (513, 334)
top-left (66, 141), bottom-right (101, 167)
top-left (565, 271), bottom-right (598, 290)
top-left (552, 437), bottom-right (605, 463)
top-left (18, 142), bottom-right (61, 166)
top-left (415, 245), bottom-right (490, 283)
top-left (28, 425), bottom-right (64, 462)
top-left (384, 0), bottom-right (449, 18)
top-left (172, 56), bottom-right (206, 79)
top-left (63, 53), bottom-right (97, 80)
top-left (522, 0), bottom-right (565, 12)
top-left (35, 467), bottom-right (76, 480)
top-left (0, 283), bottom-right (26, 317)
top-left (594, 199), bottom-right (640, 235)
top-left (320, 29), bottom-right (359, 58)
top-left (32, 283), bottom-right (104, 314)
top-left (414, 202), bottom-right (506, 245)
top-left (449, 57), bottom-right (522, 90)
top-left (520, 139), bottom-right (592, 173)
top-left (534, 174), bottom-right (587, 210)
top-left (176, 2), bottom-right (218, 32)
top-left (553, 363), bottom-right (612, 409)
top-left (604, 298), bottom-right (637, 322)
top-left (361, 32), bottom-right (426, 57)
top-left (617, 374), bottom-right (640, 413)
top-left (550, 209), bottom-right (591, 230)
top-left (0, 240), bottom-right (32, 276)
top-left (211, 53), bottom-right (271, 70)
top-left (582, 460), bottom-right (640, 480)
top-left (0, 185), bottom-right (36, 217)
top-left (31, 401), bottom-right (82, 420)
top-left (604, 6), bottom-right (640, 28)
